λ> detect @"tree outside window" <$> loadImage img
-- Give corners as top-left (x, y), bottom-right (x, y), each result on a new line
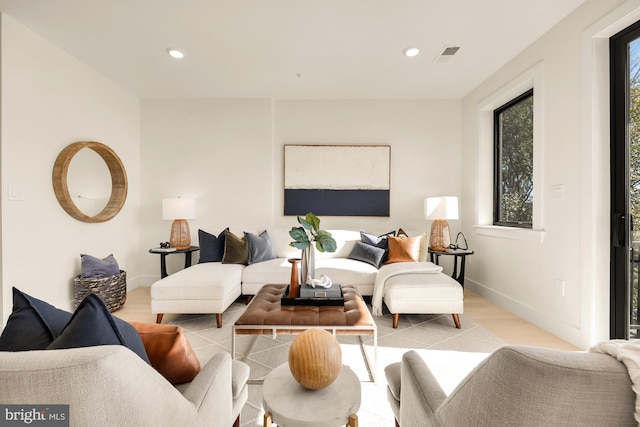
top-left (494, 89), bottom-right (534, 228)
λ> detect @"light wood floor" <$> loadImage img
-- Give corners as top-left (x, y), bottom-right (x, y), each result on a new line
top-left (116, 286), bottom-right (579, 351)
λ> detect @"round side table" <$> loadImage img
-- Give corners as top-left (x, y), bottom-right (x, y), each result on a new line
top-left (262, 363), bottom-right (361, 427)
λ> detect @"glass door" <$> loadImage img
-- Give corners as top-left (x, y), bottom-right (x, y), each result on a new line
top-left (611, 21), bottom-right (640, 339)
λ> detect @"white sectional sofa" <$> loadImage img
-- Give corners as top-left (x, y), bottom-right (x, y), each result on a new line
top-left (241, 230), bottom-right (379, 295)
top-left (151, 229), bottom-right (463, 329)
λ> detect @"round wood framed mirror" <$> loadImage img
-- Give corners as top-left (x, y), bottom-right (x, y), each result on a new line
top-left (52, 141), bottom-right (128, 223)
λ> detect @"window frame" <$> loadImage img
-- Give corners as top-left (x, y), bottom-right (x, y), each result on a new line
top-left (474, 62), bottom-right (544, 243)
top-left (493, 88), bottom-right (534, 229)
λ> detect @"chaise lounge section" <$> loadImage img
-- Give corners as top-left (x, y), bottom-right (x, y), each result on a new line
top-left (151, 263), bottom-right (243, 328)
top-left (384, 273), bottom-right (463, 329)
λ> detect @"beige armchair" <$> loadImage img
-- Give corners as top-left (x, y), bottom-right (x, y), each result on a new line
top-left (385, 346), bottom-right (635, 427)
top-left (0, 345), bottom-right (249, 427)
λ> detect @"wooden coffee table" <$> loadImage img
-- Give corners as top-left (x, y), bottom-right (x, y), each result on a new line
top-left (232, 284), bottom-right (377, 382)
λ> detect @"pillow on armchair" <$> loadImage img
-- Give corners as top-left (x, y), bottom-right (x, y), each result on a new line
top-left (0, 287), bottom-right (72, 351)
top-left (0, 287), bottom-right (149, 365)
top-left (46, 294), bottom-right (150, 364)
top-left (130, 321), bottom-right (201, 384)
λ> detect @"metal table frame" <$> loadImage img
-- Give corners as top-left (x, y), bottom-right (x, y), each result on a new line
top-left (232, 323), bottom-right (377, 383)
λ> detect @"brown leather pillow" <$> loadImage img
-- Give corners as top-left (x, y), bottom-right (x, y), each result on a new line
top-left (385, 235), bottom-right (421, 264)
top-left (130, 321), bottom-right (201, 384)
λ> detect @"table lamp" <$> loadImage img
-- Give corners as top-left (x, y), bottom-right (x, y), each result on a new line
top-left (162, 197), bottom-right (196, 250)
top-left (425, 196), bottom-right (459, 252)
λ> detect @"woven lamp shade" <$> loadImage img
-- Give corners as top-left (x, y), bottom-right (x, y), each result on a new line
top-left (288, 329), bottom-right (342, 390)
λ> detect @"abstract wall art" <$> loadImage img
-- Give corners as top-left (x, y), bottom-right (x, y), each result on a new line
top-left (284, 144), bottom-right (391, 216)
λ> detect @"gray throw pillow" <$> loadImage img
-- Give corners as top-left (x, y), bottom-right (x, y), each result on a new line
top-left (245, 230), bottom-right (277, 265)
top-left (80, 254), bottom-right (120, 278)
top-left (348, 241), bottom-right (386, 268)
top-left (361, 230), bottom-right (396, 264)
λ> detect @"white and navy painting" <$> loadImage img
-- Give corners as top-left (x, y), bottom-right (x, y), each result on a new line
top-left (284, 144), bottom-right (390, 216)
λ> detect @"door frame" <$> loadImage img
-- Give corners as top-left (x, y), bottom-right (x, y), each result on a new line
top-left (609, 20), bottom-right (640, 339)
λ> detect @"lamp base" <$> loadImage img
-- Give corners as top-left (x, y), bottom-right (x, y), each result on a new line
top-left (429, 219), bottom-right (451, 252)
top-left (170, 219), bottom-right (191, 250)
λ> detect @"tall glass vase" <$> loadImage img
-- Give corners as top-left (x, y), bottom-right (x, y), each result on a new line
top-left (301, 245), bottom-right (315, 285)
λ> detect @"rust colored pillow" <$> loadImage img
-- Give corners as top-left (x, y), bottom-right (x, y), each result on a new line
top-left (385, 235), bottom-right (421, 264)
top-left (130, 321), bottom-right (201, 384)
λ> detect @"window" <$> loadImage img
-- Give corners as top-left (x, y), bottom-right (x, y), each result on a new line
top-left (493, 89), bottom-right (534, 228)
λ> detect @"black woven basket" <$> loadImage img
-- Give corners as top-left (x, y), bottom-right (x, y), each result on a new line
top-left (74, 270), bottom-right (126, 312)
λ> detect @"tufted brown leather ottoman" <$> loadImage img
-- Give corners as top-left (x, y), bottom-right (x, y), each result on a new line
top-left (232, 284), bottom-right (377, 381)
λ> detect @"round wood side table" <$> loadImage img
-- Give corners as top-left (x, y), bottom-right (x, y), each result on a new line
top-left (262, 363), bottom-right (361, 427)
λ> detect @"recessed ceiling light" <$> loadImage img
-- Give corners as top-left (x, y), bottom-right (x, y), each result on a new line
top-left (403, 46), bottom-right (420, 57)
top-left (166, 48), bottom-right (185, 59)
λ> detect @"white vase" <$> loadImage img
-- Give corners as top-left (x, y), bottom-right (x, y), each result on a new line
top-left (301, 245), bottom-right (315, 285)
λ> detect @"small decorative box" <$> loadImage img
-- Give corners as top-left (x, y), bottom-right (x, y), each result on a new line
top-left (300, 284), bottom-right (342, 299)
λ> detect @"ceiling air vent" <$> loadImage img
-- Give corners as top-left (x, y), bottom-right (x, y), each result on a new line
top-left (433, 45), bottom-right (460, 64)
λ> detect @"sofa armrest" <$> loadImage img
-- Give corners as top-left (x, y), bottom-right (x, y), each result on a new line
top-left (181, 352), bottom-right (233, 424)
top-left (400, 350), bottom-right (447, 427)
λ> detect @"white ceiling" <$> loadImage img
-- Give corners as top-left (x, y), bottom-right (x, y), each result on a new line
top-left (0, 0), bottom-right (586, 99)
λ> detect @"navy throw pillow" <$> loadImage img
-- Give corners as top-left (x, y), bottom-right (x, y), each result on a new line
top-left (198, 228), bottom-right (228, 263)
top-left (0, 287), bottom-right (72, 351)
top-left (360, 231), bottom-right (396, 249)
top-left (46, 294), bottom-right (150, 364)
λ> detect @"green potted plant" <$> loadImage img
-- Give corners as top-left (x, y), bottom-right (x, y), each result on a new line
top-left (289, 212), bottom-right (336, 285)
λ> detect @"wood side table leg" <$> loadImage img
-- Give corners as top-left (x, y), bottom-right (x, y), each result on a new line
top-left (263, 412), bottom-right (272, 427)
top-left (347, 414), bottom-right (358, 427)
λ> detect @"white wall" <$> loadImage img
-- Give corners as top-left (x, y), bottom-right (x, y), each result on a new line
top-left (1, 15), bottom-right (141, 320)
top-left (139, 99), bottom-right (461, 278)
top-left (460, 0), bottom-right (628, 349)
top-left (272, 100), bottom-right (461, 231)
top-left (139, 98), bottom-right (274, 278)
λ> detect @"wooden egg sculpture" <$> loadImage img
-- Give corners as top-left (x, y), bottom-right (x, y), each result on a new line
top-left (288, 329), bottom-right (342, 390)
